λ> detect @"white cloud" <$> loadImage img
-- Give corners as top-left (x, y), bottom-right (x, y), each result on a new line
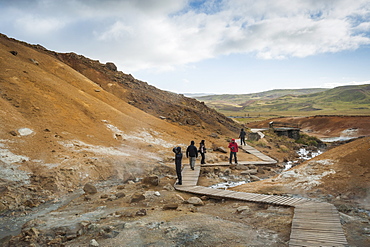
top-left (14, 15), bottom-right (67, 36)
top-left (1, 0), bottom-right (370, 72)
top-left (322, 80), bottom-right (370, 88)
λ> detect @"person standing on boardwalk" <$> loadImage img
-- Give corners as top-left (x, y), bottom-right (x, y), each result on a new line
top-left (199, 140), bottom-right (206, 164)
top-left (172, 146), bottom-right (183, 185)
top-left (228, 138), bottom-right (239, 164)
top-left (239, 128), bottom-right (247, 146)
top-left (186, 140), bottom-right (198, 170)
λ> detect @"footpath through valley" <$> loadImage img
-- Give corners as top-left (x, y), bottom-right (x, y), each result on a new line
top-left (175, 144), bottom-right (348, 247)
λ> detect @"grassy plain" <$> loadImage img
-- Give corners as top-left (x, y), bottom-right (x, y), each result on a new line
top-left (196, 85), bottom-right (370, 123)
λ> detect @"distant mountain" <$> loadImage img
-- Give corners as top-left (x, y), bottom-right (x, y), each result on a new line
top-left (184, 93), bottom-right (216, 98)
top-left (196, 88), bottom-right (328, 103)
top-left (195, 86), bottom-right (370, 116)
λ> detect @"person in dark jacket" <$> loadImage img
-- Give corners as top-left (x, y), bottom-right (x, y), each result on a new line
top-left (199, 140), bottom-right (206, 164)
top-left (173, 146), bottom-right (183, 185)
top-left (239, 128), bottom-right (247, 146)
top-left (186, 140), bottom-right (198, 170)
top-left (228, 138), bottom-right (239, 164)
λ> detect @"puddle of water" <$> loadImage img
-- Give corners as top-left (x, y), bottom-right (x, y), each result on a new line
top-left (209, 180), bottom-right (248, 189)
top-left (283, 148), bottom-right (323, 170)
top-left (320, 136), bottom-right (356, 142)
top-left (297, 148), bottom-right (323, 160)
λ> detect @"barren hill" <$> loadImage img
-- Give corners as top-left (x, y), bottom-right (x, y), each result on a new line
top-left (0, 33), bottom-right (241, 192)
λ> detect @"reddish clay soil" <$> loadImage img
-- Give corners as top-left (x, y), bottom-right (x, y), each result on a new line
top-left (247, 115), bottom-right (370, 138)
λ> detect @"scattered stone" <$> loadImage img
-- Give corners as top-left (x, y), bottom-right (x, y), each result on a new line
top-left (116, 185), bottom-right (125, 190)
top-left (200, 196), bottom-right (209, 201)
top-left (142, 175), bottom-right (160, 186)
top-left (248, 169), bottom-right (258, 175)
top-left (108, 195), bottom-right (117, 201)
top-left (136, 209), bottom-right (147, 216)
top-left (163, 183), bottom-right (175, 191)
top-left (248, 164), bottom-right (256, 169)
top-left (9, 130), bottom-right (17, 136)
top-left (163, 203), bottom-right (178, 210)
top-left (24, 199), bottom-right (39, 208)
top-left (236, 206), bottom-right (250, 214)
top-left (0, 202), bottom-right (7, 212)
top-left (240, 171), bottom-right (250, 176)
top-left (235, 164), bottom-right (248, 170)
top-left (250, 175), bottom-right (261, 181)
top-left (186, 197), bottom-right (204, 206)
top-left (277, 163), bottom-right (285, 168)
top-left (18, 128), bottom-right (33, 136)
top-left (159, 116), bottom-right (166, 120)
top-left (209, 133), bottom-right (219, 138)
top-left (176, 194), bottom-right (185, 202)
top-left (118, 211), bottom-right (134, 218)
top-left (224, 168), bottom-right (231, 176)
top-left (105, 62), bottom-right (117, 71)
top-left (115, 192), bottom-right (126, 198)
top-left (144, 191), bottom-right (159, 199)
top-left (29, 58), bottom-right (39, 65)
top-left (189, 206), bottom-right (197, 213)
top-left (216, 146), bottom-right (227, 153)
top-left (83, 183), bottom-right (97, 194)
top-left (89, 239), bottom-right (99, 247)
top-left (100, 194), bottom-right (109, 199)
top-left (9, 50), bottom-right (18, 56)
top-left (48, 237), bottom-right (63, 245)
top-left (257, 167), bottom-right (265, 174)
top-left (130, 192), bottom-right (145, 203)
top-left (102, 230), bottom-right (119, 239)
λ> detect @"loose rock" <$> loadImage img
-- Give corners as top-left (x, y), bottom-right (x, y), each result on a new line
top-left (130, 192), bottom-right (145, 203)
top-left (163, 203), bottom-right (178, 210)
top-left (89, 239), bottom-right (99, 247)
top-left (83, 183), bottom-right (97, 194)
top-left (186, 197), bottom-right (204, 206)
top-left (142, 175), bottom-right (160, 186)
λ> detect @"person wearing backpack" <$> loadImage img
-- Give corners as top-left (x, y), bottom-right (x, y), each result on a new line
top-left (239, 128), bottom-right (247, 146)
top-left (186, 140), bottom-right (198, 170)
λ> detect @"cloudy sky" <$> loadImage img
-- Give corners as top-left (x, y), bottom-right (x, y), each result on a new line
top-left (1, 0), bottom-right (370, 94)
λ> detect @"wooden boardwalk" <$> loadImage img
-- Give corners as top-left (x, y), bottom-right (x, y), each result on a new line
top-left (175, 144), bottom-right (348, 247)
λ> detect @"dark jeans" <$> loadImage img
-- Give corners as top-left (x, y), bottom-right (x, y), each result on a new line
top-left (240, 137), bottom-right (246, 145)
top-left (200, 153), bottom-right (205, 164)
top-left (176, 162), bottom-right (182, 183)
top-left (229, 152), bottom-right (237, 164)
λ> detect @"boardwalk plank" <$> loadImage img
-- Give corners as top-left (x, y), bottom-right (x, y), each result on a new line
top-left (174, 144), bottom-right (348, 247)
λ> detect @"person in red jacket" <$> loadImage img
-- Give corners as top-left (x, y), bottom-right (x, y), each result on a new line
top-left (228, 138), bottom-right (238, 164)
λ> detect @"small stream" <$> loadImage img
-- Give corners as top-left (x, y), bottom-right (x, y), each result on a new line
top-left (284, 148), bottom-right (323, 170)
